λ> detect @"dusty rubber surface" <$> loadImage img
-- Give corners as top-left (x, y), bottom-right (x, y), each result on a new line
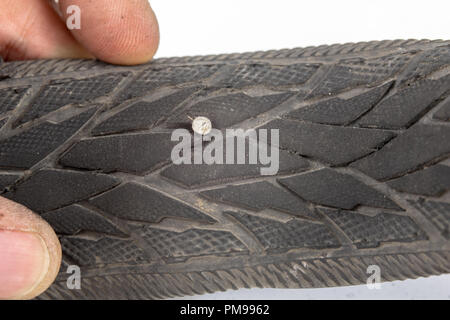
top-left (0, 40), bottom-right (449, 299)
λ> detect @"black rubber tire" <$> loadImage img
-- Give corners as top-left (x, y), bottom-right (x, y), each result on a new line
top-left (0, 40), bottom-right (449, 299)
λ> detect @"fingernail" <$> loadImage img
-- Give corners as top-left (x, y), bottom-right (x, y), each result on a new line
top-left (0, 230), bottom-right (49, 300)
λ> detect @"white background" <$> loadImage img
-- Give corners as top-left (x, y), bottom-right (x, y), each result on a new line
top-left (150, 0), bottom-right (450, 299)
top-left (152, 0), bottom-right (450, 58)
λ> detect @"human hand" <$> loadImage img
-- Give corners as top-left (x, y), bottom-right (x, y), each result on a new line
top-left (0, 0), bottom-right (159, 299)
top-left (0, 0), bottom-right (159, 65)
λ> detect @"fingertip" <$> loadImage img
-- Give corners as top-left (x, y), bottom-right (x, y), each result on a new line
top-left (0, 0), bottom-right (94, 61)
top-left (0, 231), bottom-right (49, 300)
top-left (0, 197), bottom-right (61, 300)
top-left (59, 0), bottom-right (160, 65)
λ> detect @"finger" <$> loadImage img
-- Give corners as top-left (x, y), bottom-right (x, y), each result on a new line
top-left (58, 0), bottom-right (160, 65)
top-left (0, 0), bottom-right (92, 61)
top-left (0, 197), bottom-right (61, 300)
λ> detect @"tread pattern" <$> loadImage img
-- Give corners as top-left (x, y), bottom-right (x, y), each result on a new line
top-left (17, 74), bottom-right (126, 125)
top-left (0, 40), bottom-right (449, 299)
top-left (0, 110), bottom-right (95, 168)
top-left (40, 250), bottom-right (449, 299)
top-left (0, 86), bottom-right (30, 114)
top-left (278, 168), bottom-right (401, 210)
top-left (320, 208), bottom-right (427, 248)
top-left (201, 181), bottom-right (317, 219)
top-left (264, 119), bottom-right (395, 165)
top-left (214, 63), bottom-right (320, 88)
top-left (89, 182), bottom-right (215, 224)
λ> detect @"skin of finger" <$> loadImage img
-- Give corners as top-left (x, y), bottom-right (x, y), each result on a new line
top-left (59, 0), bottom-right (160, 65)
top-left (0, 196), bottom-right (61, 299)
top-left (0, 0), bottom-right (92, 60)
top-left (0, 231), bottom-right (48, 299)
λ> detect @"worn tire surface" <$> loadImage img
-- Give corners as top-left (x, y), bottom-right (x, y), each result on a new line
top-left (0, 40), bottom-right (449, 299)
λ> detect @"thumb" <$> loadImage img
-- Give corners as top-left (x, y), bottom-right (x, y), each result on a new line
top-left (58, 0), bottom-right (160, 65)
top-left (0, 197), bottom-right (61, 300)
